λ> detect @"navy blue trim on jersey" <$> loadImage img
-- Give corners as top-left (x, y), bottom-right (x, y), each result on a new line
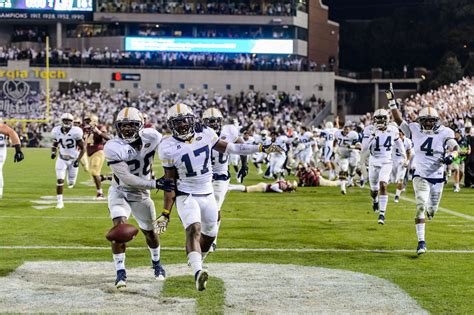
top-left (175, 191), bottom-right (212, 197)
top-left (213, 172), bottom-right (231, 181)
top-left (107, 160), bottom-right (122, 165)
top-left (413, 175), bottom-right (446, 184)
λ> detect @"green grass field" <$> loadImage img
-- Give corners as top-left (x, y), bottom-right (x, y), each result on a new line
top-left (1, 148), bottom-right (474, 313)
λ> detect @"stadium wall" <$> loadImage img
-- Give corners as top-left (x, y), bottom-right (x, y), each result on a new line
top-left (1, 62), bottom-right (336, 112)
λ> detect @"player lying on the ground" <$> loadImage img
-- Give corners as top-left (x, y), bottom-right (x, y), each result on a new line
top-left (104, 107), bottom-right (173, 289)
top-left (295, 165), bottom-right (339, 187)
top-left (387, 85), bottom-right (459, 255)
top-left (0, 121), bottom-right (24, 199)
top-left (228, 179), bottom-right (298, 193)
top-left (157, 103), bottom-right (282, 291)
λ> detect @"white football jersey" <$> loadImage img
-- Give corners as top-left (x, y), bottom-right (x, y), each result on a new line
top-left (0, 134), bottom-right (6, 147)
top-left (363, 125), bottom-right (402, 165)
top-left (300, 131), bottom-right (314, 150)
top-left (401, 122), bottom-right (454, 179)
top-left (104, 128), bottom-right (162, 200)
top-left (393, 137), bottom-right (412, 161)
top-left (335, 130), bottom-right (359, 157)
top-left (52, 126), bottom-right (83, 159)
top-left (320, 128), bottom-right (338, 147)
top-left (212, 124), bottom-right (240, 176)
top-left (273, 135), bottom-right (289, 154)
top-left (159, 127), bottom-right (219, 194)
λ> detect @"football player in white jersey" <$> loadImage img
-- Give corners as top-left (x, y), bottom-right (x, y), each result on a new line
top-left (202, 107), bottom-right (248, 252)
top-left (387, 87), bottom-right (459, 255)
top-left (104, 107), bottom-right (171, 288)
top-left (51, 113), bottom-right (85, 209)
top-left (252, 130), bottom-right (270, 174)
top-left (362, 109), bottom-right (406, 225)
top-left (334, 124), bottom-right (361, 194)
top-left (298, 126), bottom-right (316, 167)
top-left (391, 130), bottom-right (412, 203)
top-left (0, 121), bottom-right (24, 198)
top-left (157, 103), bottom-right (281, 291)
top-left (268, 130), bottom-right (290, 179)
top-left (320, 122), bottom-right (339, 180)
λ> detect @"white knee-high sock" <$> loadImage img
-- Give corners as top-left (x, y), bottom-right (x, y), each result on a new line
top-left (379, 195), bottom-right (388, 214)
top-left (113, 253), bottom-right (126, 271)
top-left (149, 246), bottom-right (160, 262)
top-left (416, 223), bottom-right (425, 242)
top-left (188, 251), bottom-right (202, 275)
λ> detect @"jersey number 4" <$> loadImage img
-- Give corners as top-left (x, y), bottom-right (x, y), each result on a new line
top-left (182, 146), bottom-right (210, 177)
top-left (374, 136), bottom-right (392, 151)
top-left (420, 137), bottom-right (434, 156)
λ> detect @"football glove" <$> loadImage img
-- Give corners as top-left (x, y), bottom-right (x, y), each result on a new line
top-left (385, 83), bottom-right (398, 109)
top-left (237, 165), bottom-right (249, 182)
top-left (262, 144), bottom-right (284, 154)
top-left (156, 177), bottom-right (176, 192)
top-left (154, 211), bottom-right (170, 234)
top-left (51, 151), bottom-right (57, 159)
top-left (443, 154), bottom-right (455, 165)
top-left (14, 145), bottom-right (24, 163)
top-left (73, 159), bottom-right (79, 168)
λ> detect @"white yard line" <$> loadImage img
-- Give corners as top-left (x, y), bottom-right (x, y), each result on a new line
top-left (1, 245), bottom-right (473, 253)
top-left (0, 215), bottom-right (469, 223)
top-left (395, 194), bottom-right (474, 221)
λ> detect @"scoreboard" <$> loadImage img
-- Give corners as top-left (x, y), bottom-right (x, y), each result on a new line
top-left (0, 0), bottom-right (93, 11)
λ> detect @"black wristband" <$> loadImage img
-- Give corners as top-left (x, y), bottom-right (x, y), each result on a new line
top-left (14, 144), bottom-right (21, 152)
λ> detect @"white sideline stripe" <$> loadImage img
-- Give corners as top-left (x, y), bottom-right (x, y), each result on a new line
top-left (1, 245), bottom-right (474, 253)
top-left (395, 194), bottom-right (474, 221)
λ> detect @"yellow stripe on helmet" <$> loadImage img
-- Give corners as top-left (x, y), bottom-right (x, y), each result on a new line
top-left (177, 103), bottom-right (181, 114)
top-left (124, 107), bottom-right (129, 118)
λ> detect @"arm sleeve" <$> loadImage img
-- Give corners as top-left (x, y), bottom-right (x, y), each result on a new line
top-left (225, 142), bottom-right (261, 155)
top-left (399, 121), bottom-right (412, 138)
top-left (269, 183), bottom-right (283, 193)
top-left (394, 137), bottom-right (407, 159)
top-left (109, 162), bottom-right (156, 190)
top-left (158, 143), bottom-right (175, 168)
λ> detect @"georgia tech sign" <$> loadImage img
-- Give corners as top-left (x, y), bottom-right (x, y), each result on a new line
top-left (0, 69), bottom-right (67, 80)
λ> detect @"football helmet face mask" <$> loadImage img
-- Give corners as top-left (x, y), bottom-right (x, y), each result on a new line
top-left (84, 114), bottom-right (99, 129)
top-left (115, 107), bottom-right (144, 144)
top-left (417, 107), bottom-right (440, 134)
top-left (202, 107), bottom-right (224, 133)
top-left (373, 109), bottom-right (390, 130)
top-left (167, 103), bottom-right (195, 141)
top-left (61, 113), bottom-right (74, 131)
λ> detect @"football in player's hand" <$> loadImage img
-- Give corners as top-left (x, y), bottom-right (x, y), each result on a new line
top-left (106, 223), bottom-right (139, 243)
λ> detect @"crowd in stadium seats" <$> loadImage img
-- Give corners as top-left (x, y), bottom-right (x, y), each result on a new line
top-left (11, 28), bottom-right (48, 43)
top-left (0, 46), bottom-right (323, 72)
top-left (12, 87), bottom-right (326, 146)
top-left (97, 0), bottom-right (298, 15)
top-left (357, 77), bottom-right (473, 130)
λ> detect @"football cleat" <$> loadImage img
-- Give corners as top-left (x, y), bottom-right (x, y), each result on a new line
top-left (56, 201), bottom-right (64, 209)
top-left (95, 193), bottom-right (106, 200)
top-left (115, 269), bottom-right (127, 289)
top-left (416, 241), bottom-right (427, 255)
top-left (152, 260), bottom-right (166, 280)
top-left (453, 186), bottom-right (460, 193)
top-left (195, 269), bottom-right (209, 291)
top-left (377, 214), bottom-right (385, 225)
top-left (394, 196), bottom-right (399, 203)
top-left (372, 201), bottom-right (379, 213)
top-left (68, 184), bottom-right (75, 189)
top-left (210, 243), bottom-right (217, 253)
